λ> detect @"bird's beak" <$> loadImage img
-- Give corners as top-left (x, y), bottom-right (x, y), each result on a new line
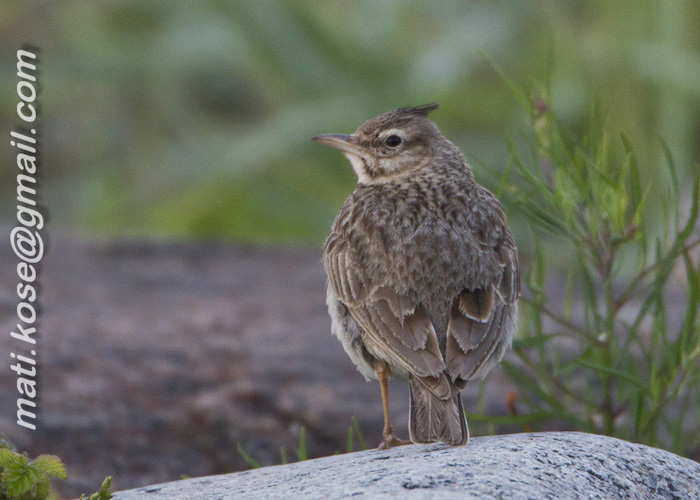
top-left (312, 134), bottom-right (365, 156)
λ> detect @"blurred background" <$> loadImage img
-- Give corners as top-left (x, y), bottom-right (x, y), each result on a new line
top-left (1, 0), bottom-right (698, 244)
top-left (1, 1), bottom-right (699, 497)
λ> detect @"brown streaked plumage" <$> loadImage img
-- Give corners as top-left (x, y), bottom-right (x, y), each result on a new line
top-left (313, 103), bottom-right (519, 449)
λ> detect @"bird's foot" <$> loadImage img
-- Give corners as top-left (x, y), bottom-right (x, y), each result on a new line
top-left (377, 432), bottom-right (411, 450)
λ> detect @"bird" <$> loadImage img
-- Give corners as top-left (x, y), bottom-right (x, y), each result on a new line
top-left (312, 103), bottom-right (519, 449)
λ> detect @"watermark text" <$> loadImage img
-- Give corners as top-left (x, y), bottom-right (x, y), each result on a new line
top-left (10, 47), bottom-right (41, 431)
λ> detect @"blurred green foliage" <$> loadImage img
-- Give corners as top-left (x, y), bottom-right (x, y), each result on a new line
top-left (469, 76), bottom-right (700, 459)
top-left (1, 1), bottom-right (698, 248)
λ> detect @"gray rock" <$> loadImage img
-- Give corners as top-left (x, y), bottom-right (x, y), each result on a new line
top-left (112, 432), bottom-right (700, 500)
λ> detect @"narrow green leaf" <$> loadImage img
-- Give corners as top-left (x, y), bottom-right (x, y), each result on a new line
top-left (295, 427), bottom-right (307, 461)
top-left (575, 360), bottom-right (646, 390)
top-left (236, 443), bottom-right (261, 469)
top-left (505, 135), bottom-right (555, 198)
top-left (621, 134), bottom-right (642, 220)
top-left (678, 250), bottom-right (700, 363)
top-left (681, 169), bottom-right (700, 240)
top-left (512, 333), bottom-right (562, 350)
top-left (481, 52), bottom-right (531, 111)
top-left (564, 266), bottom-right (574, 318)
top-left (659, 136), bottom-right (680, 223)
top-left (501, 361), bottom-right (566, 413)
top-left (614, 152), bottom-right (630, 232)
top-left (669, 394), bottom-right (692, 455)
top-left (280, 446), bottom-right (288, 465)
top-left (351, 417), bottom-right (366, 451)
top-left (346, 426), bottom-right (354, 453)
top-left (632, 391), bottom-right (644, 441)
top-left (631, 182), bottom-right (652, 229)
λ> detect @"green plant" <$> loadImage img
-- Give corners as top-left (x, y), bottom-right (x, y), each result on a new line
top-left (0, 434), bottom-right (113, 500)
top-left (237, 420), bottom-right (368, 469)
top-left (481, 75), bottom-right (700, 459)
top-left (235, 443), bottom-right (261, 470)
top-left (78, 477), bottom-right (113, 500)
top-left (345, 417), bottom-right (367, 453)
top-left (236, 426), bottom-right (315, 468)
top-left (0, 444), bottom-right (66, 500)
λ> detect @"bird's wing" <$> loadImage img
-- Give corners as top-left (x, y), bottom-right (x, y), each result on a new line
top-left (445, 191), bottom-right (520, 381)
top-left (324, 232), bottom-right (448, 391)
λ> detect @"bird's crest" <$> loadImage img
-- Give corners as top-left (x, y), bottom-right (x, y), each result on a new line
top-left (403, 103), bottom-right (440, 116)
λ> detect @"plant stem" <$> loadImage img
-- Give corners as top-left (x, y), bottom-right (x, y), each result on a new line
top-left (520, 296), bottom-right (592, 339)
top-left (614, 238), bottom-right (700, 311)
top-left (601, 241), bottom-right (617, 436)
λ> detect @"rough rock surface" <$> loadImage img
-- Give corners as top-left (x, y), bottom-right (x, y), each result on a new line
top-left (0, 231), bottom-right (518, 498)
top-left (112, 432), bottom-right (700, 500)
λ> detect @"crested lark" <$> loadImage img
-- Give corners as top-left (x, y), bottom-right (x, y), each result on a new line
top-left (313, 103), bottom-right (519, 449)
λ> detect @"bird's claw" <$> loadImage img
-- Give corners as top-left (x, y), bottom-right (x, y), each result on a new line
top-left (377, 433), bottom-right (411, 450)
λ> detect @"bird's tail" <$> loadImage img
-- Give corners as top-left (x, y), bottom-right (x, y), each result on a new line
top-left (408, 373), bottom-right (468, 446)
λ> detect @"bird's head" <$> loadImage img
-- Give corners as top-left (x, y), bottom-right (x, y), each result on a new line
top-left (313, 103), bottom-right (451, 184)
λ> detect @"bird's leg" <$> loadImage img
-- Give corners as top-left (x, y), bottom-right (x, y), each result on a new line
top-left (374, 360), bottom-right (411, 450)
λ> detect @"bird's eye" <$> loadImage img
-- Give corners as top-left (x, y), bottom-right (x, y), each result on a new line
top-left (385, 135), bottom-right (402, 148)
